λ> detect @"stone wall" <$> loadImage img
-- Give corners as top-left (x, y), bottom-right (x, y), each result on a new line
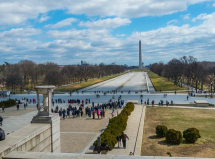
top-left (0, 124), bottom-right (51, 158)
top-left (3, 152), bottom-right (213, 159)
top-left (0, 115), bottom-right (61, 159)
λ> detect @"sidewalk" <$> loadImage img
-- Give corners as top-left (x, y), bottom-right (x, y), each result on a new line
top-left (108, 104), bottom-right (146, 156)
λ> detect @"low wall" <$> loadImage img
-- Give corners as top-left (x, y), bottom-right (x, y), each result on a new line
top-left (0, 124), bottom-right (52, 158)
top-left (4, 152), bottom-right (215, 159)
top-left (0, 114), bottom-right (61, 159)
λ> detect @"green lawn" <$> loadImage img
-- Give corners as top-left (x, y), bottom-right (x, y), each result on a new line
top-left (142, 107), bottom-right (215, 157)
top-left (55, 72), bottom-right (126, 92)
top-left (148, 72), bottom-right (187, 91)
top-left (131, 68), bottom-right (148, 72)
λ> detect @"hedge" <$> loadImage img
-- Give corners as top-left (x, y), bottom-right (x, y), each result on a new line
top-left (93, 102), bottom-right (134, 150)
top-left (0, 99), bottom-right (16, 108)
top-left (183, 128), bottom-right (201, 143)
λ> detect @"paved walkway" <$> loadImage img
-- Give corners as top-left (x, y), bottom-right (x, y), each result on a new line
top-left (108, 104), bottom-right (146, 156)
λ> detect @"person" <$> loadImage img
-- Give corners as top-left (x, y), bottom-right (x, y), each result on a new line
top-left (141, 98), bottom-right (143, 104)
top-left (24, 103), bottom-right (26, 109)
top-left (97, 109), bottom-right (100, 119)
top-left (0, 116), bottom-right (3, 126)
top-left (16, 104), bottom-right (19, 111)
top-left (0, 128), bottom-right (5, 141)
top-left (121, 132), bottom-right (129, 149)
top-left (152, 100), bottom-right (155, 107)
top-left (62, 109), bottom-right (66, 119)
top-left (66, 107), bottom-right (70, 118)
top-left (111, 111), bottom-right (114, 118)
top-left (1, 106), bottom-right (5, 113)
top-left (187, 96), bottom-right (189, 100)
top-left (116, 135), bottom-right (121, 148)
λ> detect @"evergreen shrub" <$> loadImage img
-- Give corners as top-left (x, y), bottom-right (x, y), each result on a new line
top-left (156, 125), bottom-right (168, 137)
top-left (0, 99), bottom-right (16, 108)
top-left (183, 128), bottom-right (201, 143)
top-left (165, 129), bottom-right (183, 145)
top-left (93, 102), bottom-right (134, 150)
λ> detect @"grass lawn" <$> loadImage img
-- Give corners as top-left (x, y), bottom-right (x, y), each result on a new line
top-left (148, 72), bottom-right (187, 91)
top-left (55, 72), bottom-right (125, 92)
top-left (131, 68), bottom-right (148, 72)
top-left (142, 107), bottom-right (215, 158)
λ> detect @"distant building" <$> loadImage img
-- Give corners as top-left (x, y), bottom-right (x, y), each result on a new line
top-left (81, 61), bottom-right (89, 65)
top-left (0, 90), bottom-right (10, 96)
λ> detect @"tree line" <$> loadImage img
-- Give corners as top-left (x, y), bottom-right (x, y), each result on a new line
top-left (150, 56), bottom-right (215, 92)
top-left (0, 60), bottom-right (125, 93)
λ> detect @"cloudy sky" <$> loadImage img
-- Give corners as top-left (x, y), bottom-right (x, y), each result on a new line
top-left (0, 0), bottom-right (215, 66)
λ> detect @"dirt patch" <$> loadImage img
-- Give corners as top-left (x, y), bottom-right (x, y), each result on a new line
top-left (141, 107), bottom-right (215, 157)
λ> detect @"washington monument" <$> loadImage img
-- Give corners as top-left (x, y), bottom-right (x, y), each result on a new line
top-left (139, 40), bottom-right (142, 69)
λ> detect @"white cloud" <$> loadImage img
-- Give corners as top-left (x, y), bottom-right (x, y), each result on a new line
top-left (167, 19), bottom-right (178, 25)
top-left (45, 18), bottom-right (77, 28)
top-left (39, 15), bottom-right (50, 23)
top-left (192, 12), bottom-right (215, 22)
top-left (182, 14), bottom-right (190, 20)
top-left (116, 34), bottom-right (126, 37)
top-left (1, 12), bottom-right (215, 65)
top-left (0, 28), bottom-right (41, 38)
top-left (79, 17), bottom-right (131, 28)
top-left (213, 3), bottom-right (215, 7)
top-left (0, 0), bottom-right (211, 25)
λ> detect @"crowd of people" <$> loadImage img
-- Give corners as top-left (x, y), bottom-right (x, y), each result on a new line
top-left (51, 96), bottom-right (125, 120)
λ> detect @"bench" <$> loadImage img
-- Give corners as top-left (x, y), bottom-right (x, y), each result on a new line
top-left (194, 100), bottom-right (209, 107)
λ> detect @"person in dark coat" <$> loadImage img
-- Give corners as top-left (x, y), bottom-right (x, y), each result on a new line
top-left (62, 109), bottom-right (66, 119)
top-left (16, 104), bottom-right (19, 111)
top-left (0, 128), bottom-right (5, 141)
top-left (121, 132), bottom-right (129, 149)
top-left (0, 116), bottom-right (3, 126)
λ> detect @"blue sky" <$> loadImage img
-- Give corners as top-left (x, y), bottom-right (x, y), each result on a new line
top-left (0, 0), bottom-right (215, 66)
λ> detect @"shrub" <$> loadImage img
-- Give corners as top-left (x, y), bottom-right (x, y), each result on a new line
top-left (156, 125), bottom-right (168, 137)
top-left (183, 128), bottom-right (201, 143)
top-left (0, 99), bottom-right (16, 108)
top-left (165, 129), bottom-right (183, 145)
top-left (93, 102), bottom-right (134, 150)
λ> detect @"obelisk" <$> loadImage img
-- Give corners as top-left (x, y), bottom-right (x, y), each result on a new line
top-left (139, 40), bottom-right (142, 69)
